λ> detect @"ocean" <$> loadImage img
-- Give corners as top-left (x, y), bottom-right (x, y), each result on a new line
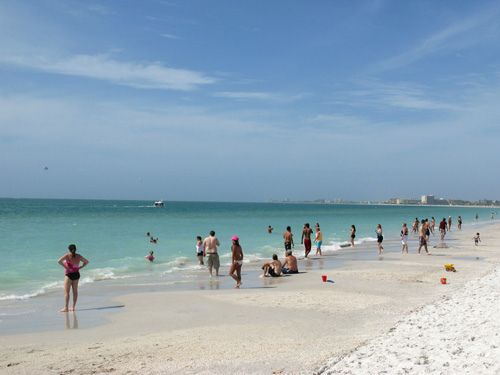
top-left (0, 198), bottom-right (494, 301)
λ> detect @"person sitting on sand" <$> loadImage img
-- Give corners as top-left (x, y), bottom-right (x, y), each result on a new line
top-left (281, 250), bottom-right (298, 274)
top-left (144, 250), bottom-right (155, 262)
top-left (473, 233), bottom-right (481, 246)
top-left (58, 244), bottom-right (89, 312)
top-left (229, 236), bottom-right (243, 288)
top-left (261, 254), bottom-right (282, 277)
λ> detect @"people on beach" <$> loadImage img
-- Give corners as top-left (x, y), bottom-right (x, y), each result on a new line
top-left (203, 230), bottom-right (220, 277)
top-left (315, 227), bottom-right (323, 256)
top-left (57, 244), bottom-right (89, 312)
top-left (473, 233), bottom-right (481, 246)
top-left (418, 220), bottom-right (431, 255)
top-left (476, 213), bottom-right (478, 221)
top-left (301, 223), bottom-right (313, 258)
top-left (281, 250), bottom-right (298, 274)
top-left (439, 218), bottom-right (448, 240)
top-left (268, 225), bottom-right (274, 233)
top-left (229, 236), bottom-right (243, 288)
top-left (458, 216), bottom-right (462, 231)
top-left (261, 254), bottom-right (282, 277)
top-left (144, 250), bottom-right (155, 262)
top-left (448, 216), bottom-right (452, 231)
top-left (375, 224), bottom-right (384, 254)
top-left (401, 223), bottom-right (409, 253)
top-left (196, 236), bottom-right (204, 265)
top-left (350, 225), bottom-right (356, 247)
top-left (492, 213), bottom-right (494, 220)
top-left (431, 217), bottom-right (435, 234)
top-left (283, 226), bottom-right (294, 255)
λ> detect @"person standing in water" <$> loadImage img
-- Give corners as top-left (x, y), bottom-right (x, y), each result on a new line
top-left (283, 226), bottom-right (294, 255)
top-left (350, 225), bottom-right (356, 247)
top-left (401, 223), bottom-right (409, 253)
top-left (229, 236), bottom-right (243, 288)
top-left (458, 216), bottom-right (462, 231)
top-left (376, 224), bottom-right (384, 254)
top-left (196, 236), bottom-right (204, 265)
top-left (58, 244), bottom-right (89, 312)
top-left (301, 223), bottom-right (313, 258)
top-left (314, 227), bottom-right (323, 256)
top-left (203, 230), bottom-right (220, 277)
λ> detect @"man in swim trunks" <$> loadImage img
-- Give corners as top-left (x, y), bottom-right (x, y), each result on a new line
top-left (283, 226), bottom-right (294, 255)
top-left (268, 225), bottom-right (274, 233)
top-left (301, 223), bottom-right (313, 258)
top-left (203, 230), bottom-right (220, 277)
top-left (439, 218), bottom-right (447, 240)
top-left (281, 250), bottom-right (298, 274)
top-left (261, 254), bottom-right (282, 277)
top-left (418, 221), bottom-right (431, 255)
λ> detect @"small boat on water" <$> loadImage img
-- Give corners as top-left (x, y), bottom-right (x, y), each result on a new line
top-left (154, 200), bottom-right (164, 207)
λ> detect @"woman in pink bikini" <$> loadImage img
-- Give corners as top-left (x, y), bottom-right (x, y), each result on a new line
top-left (58, 244), bottom-right (89, 312)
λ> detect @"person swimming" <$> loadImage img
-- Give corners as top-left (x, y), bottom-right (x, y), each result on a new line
top-left (145, 250), bottom-right (155, 262)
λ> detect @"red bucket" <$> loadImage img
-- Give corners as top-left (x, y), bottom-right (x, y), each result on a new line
top-left (440, 278), bottom-right (447, 284)
top-left (322, 275), bottom-right (327, 282)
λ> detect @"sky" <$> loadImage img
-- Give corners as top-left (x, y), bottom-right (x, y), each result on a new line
top-left (1, 0), bottom-right (500, 202)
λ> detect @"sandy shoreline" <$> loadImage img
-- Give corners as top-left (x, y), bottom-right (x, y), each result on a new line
top-left (2, 222), bottom-right (500, 374)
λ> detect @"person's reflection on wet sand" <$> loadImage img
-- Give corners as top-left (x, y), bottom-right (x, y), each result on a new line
top-left (64, 311), bottom-right (78, 329)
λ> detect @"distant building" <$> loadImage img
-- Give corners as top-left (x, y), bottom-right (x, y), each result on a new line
top-left (421, 195), bottom-right (435, 205)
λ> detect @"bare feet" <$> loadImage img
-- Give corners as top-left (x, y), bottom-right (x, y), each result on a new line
top-left (235, 282), bottom-right (242, 289)
top-left (59, 308), bottom-right (69, 312)
top-left (69, 308), bottom-right (74, 312)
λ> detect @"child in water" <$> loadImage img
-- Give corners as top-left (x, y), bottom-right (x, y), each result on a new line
top-left (472, 233), bottom-right (481, 246)
top-left (145, 250), bottom-right (155, 262)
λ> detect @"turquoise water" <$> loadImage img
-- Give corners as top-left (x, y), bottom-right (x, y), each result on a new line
top-left (0, 198), bottom-right (494, 300)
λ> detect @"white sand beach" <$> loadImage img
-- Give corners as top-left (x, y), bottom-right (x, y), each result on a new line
top-left (2, 223), bottom-right (500, 375)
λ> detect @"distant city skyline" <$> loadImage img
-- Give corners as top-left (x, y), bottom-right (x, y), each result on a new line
top-left (2, 1), bottom-right (500, 202)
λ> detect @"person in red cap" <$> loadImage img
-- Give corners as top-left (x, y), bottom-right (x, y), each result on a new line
top-left (230, 236), bottom-right (243, 288)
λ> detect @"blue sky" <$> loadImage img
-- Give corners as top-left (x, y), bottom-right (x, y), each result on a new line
top-left (1, 0), bottom-right (500, 202)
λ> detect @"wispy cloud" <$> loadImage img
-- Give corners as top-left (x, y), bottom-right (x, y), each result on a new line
top-left (85, 5), bottom-right (117, 15)
top-left (161, 33), bottom-right (179, 40)
top-left (213, 91), bottom-right (304, 102)
top-left (0, 53), bottom-right (215, 90)
top-left (337, 80), bottom-right (462, 112)
top-left (371, 3), bottom-right (500, 73)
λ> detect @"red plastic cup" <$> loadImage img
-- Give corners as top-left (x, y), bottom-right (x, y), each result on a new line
top-left (322, 275), bottom-right (327, 282)
top-left (440, 278), bottom-right (447, 284)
